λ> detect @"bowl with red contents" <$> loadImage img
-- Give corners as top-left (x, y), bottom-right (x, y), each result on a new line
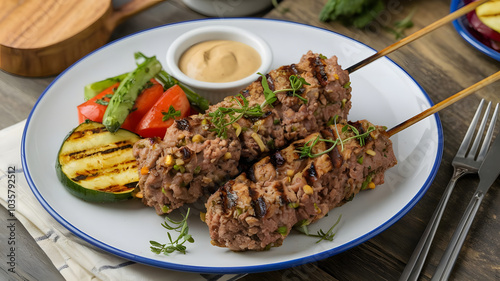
top-left (451, 0), bottom-right (500, 60)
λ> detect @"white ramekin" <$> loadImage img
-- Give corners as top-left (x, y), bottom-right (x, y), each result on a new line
top-left (165, 25), bottom-right (272, 102)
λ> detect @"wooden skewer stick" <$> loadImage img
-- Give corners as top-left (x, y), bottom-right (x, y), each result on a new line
top-left (387, 71), bottom-right (500, 137)
top-left (346, 0), bottom-right (490, 73)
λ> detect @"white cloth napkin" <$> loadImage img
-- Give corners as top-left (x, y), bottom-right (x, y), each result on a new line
top-left (0, 120), bottom-right (245, 281)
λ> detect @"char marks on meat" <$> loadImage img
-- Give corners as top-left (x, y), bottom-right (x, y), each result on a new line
top-left (304, 162), bottom-right (318, 183)
top-left (270, 151), bottom-right (286, 167)
top-left (204, 120), bottom-right (397, 251)
top-left (133, 51), bottom-right (352, 215)
top-left (175, 119), bottom-right (190, 131)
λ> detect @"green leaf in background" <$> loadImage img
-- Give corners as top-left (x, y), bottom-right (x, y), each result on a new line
top-left (319, 0), bottom-right (385, 28)
top-left (351, 0), bottom-right (385, 28)
top-left (385, 9), bottom-right (416, 39)
top-left (319, 0), bottom-right (415, 39)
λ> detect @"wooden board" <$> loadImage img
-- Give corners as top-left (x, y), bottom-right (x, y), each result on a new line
top-left (0, 0), bottom-right (165, 77)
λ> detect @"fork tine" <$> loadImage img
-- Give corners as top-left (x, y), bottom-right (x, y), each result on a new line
top-left (476, 103), bottom-right (499, 162)
top-left (456, 99), bottom-right (486, 158)
top-left (468, 101), bottom-right (492, 158)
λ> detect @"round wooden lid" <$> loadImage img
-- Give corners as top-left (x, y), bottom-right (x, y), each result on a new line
top-left (0, 0), bottom-right (164, 76)
top-left (0, 0), bottom-right (111, 49)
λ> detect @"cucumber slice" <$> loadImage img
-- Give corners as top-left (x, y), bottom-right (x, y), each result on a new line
top-left (56, 121), bottom-right (141, 202)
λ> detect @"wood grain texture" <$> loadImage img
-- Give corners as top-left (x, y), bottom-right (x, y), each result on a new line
top-left (1, 0), bottom-right (500, 280)
top-left (0, 0), bottom-right (165, 77)
top-left (388, 70), bottom-right (500, 136)
top-left (346, 0), bottom-right (491, 73)
top-left (0, 0), bottom-right (109, 48)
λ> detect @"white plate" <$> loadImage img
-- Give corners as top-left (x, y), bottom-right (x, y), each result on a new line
top-left (22, 19), bottom-right (443, 274)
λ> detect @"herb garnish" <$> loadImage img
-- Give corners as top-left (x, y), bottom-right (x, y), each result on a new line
top-left (162, 105), bottom-right (181, 121)
top-left (295, 214), bottom-right (342, 243)
top-left (297, 135), bottom-right (337, 159)
top-left (258, 72), bottom-right (310, 105)
top-left (257, 72), bottom-right (278, 108)
top-left (208, 94), bottom-right (265, 138)
top-left (275, 75), bottom-right (310, 103)
top-left (296, 117), bottom-right (376, 158)
top-left (326, 115), bottom-right (339, 126)
top-left (95, 94), bottom-right (113, 106)
top-left (150, 208), bottom-right (194, 255)
top-left (207, 73), bottom-right (309, 139)
top-left (342, 123), bottom-right (372, 146)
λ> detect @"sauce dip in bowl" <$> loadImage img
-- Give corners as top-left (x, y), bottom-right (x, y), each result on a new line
top-left (165, 25), bottom-right (272, 102)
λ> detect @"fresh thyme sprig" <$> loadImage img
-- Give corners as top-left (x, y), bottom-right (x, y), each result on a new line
top-left (258, 72), bottom-right (278, 108)
top-left (150, 208), bottom-right (194, 255)
top-left (162, 105), bottom-right (181, 121)
top-left (316, 214), bottom-right (342, 243)
top-left (207, 73), bottom-right (309, 139)
top-left (208, 94), bottom-right (264, 138)
top-left (297, 135), bottom-right (339, 159)
top-left (295, 214), bottom-right (342, 243)
top-left (341, 123), bottom-right (374, 146)
top-left (342, 124), bottom-right (375, 146)
top-left (296, 117), bottom-right (376, 158)
top-left (274, 75), bottom-right (310, 103)
top-left (259, 72), bottom-right (310, 106)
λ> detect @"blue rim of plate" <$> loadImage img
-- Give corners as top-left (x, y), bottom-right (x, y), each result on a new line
top-left (450, 0), bottom-right (500, 61)
top-left (21, 18), bottom-right (443, 274)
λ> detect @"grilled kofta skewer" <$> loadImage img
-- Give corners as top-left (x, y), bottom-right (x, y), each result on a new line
top-left (204, 120), bottom-right (397, 251)
top-left (133, 51), bottom-right (352, 215)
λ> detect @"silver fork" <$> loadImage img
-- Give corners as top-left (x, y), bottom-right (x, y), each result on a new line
top-left (399, 99), bottom-right (499, 281)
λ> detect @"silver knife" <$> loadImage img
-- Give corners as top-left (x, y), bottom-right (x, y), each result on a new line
top-left (431, 131), bottom-right (500, 281)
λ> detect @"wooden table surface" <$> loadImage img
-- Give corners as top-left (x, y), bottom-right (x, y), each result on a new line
top-left (1, 0), bottom-right (499, 280)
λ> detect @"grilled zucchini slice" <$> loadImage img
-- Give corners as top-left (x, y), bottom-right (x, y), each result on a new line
top-left (56, 121), bottom-right (141, 202)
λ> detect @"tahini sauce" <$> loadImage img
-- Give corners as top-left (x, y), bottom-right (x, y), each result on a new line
top-left (179, 40), bottom-right (261, 83)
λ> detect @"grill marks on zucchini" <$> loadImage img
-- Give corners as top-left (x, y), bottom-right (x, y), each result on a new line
top-left (69, 158), bottom-right (138, 188)
top-left (66, 141), bottom-right (133, 160)
top-left (67, 126), bottom-right (107, 140)
top-left (56, 121), bottom-right (142, 202)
